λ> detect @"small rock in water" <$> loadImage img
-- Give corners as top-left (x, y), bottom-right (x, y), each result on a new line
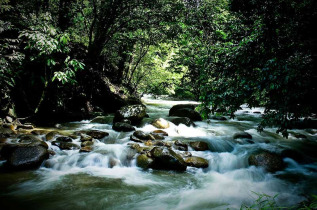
top-left (5, 116), bottom-right (13, 123)
top-left (56, 136), bottom-right (73, 142)
top-left (181, 151), bottom-right (192, 158)
top-left (109, 157), bottom-right (120, 168)
top-left (151, 118), bottom-right (170, 129)
top-left (130, 135), bottom-right (144, 143)
top-left (52, 141), bottom-right (80, 150)
top-left (173, 140), bottom-right (188, 151)
top-left (144, 140), bottom-right (153, 146)
top-left (86, 130), bottom-right (109, 139)
top-left (80, 133), bottom-right (93, 142)
top-left (184, 156), bottom-right (209, 168)
top-left (45, 131), bottom-right (60, 141)
top-left (80, 146), bottom-right (93, 153)
top-left (248, 150), bottom-right (286, 172)
top-left (133, 130), bottom-right (155, 140)
top-left (151, 130), bottom-right (168, 136)
top-left (81, 141), bottom-right (94, 147)
top-left (112, 122), bottom-right (135, 132)
top-left (233, 132), bottom-right (252, 140)
top-left (149, 147), bottom-right (187, 171)
top-left (189, 141), bottom-right (209, 151)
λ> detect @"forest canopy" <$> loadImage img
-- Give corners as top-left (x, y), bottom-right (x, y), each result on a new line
top-left (0, 0), bottom-right (316, 134)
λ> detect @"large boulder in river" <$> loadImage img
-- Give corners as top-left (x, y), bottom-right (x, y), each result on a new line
top-left (184, 156), bottom-right (209, 168)
top-left (137, 154), bottom-right (154, 169)
top-left (113, 104), bottom-right (147, 125)
top-left (86, 130), bottom-right (109, 139)
top-left (6, 145), bottom-right (49, 170)
top-left (18, 135), bottom-right (48, 149)
top-left (151, 118), bottom-right (170, 129)
top-left (112, 122), bottom-right (135, 132)
top-left (233, 132), bottom-right (252, 140)
top-left (169, 105), bottom-right (202, 121)
top-left (150, 147), bottom-right (187, 171)
top-left (170, 117), bottom-right (195, 127)
top-left (248, 150), bottom-right (286, 172)
top-left (189, 141), bottom-right (209, 151)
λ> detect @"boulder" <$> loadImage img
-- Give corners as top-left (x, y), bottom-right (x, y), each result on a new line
top-left (90, 116), bottom-right (110, 124)
top-left (169, 104), bottom-right (197, 116)
top-left (144, 140), bottom-right (153, 146)
top-left (173, 140), bottom-right (188, 151)
top-left (6, 145), bottom-right (49, 170)
top-left (189, 141), bottom-right (209, 151)
top-left (45, 131), bottom-right (60, 141)
top-left (80, 133), bottom-right (93, 142)
top-left (80, 146), bottom-right (93, 153)
top-left (18, 135), bottom-right (48, 149)
top-left (113, 104), bottom-right (147, 125)
top-left (170, 117), bottom-right (195, 127)
top-left (233, 132), bottom-right (252, 140)
top-left (130, 135), bottom-right (144, 143)
top-left (86, 130), bottom-right (109, 139)
top-left (150, 147), bottom-right (187, 171)
top-left (185, 156), bottom-right (209, 168)
top-left (169, 108), bottom-right (202, 121)
top-left (81, 141), bottom-right (94, 147)
top-left (150, 133), bottom-right (165, 140)
top-left (112, 122), bottom-right (135, 132)
top-left (151, 130), bottom-right (168, 136)
top-left (132, 131), bottom-right (155, 141)
top-left (55, 136), bottom-right (73, 142)
top-left (151, 118), bottom-right (170, 129)
top-left (52, 141), bottom-right (80, 150)
top-left (137, 154), bottom-right (154, 169)
top-left (248, 151), bottom-right (286, 172)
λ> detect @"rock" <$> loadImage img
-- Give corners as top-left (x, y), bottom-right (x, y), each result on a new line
top-left (18, 135), bottom-right (48, 149)
top-left (17, 124), bottom-right (34, 130)
top-left (81, 141), bottom-right (94, 147)
top-left (151, 118), bottom-right (170, 129)
top-left (184, 156), bottom-right (209, 168)
top-left (210, 116), bottom-right (227, 121)
top-left (233, 132), bottom-right (252, 140)
top-left (151, 130), bottom-right (168, 136)
top-left (6, 145), bottom-right (49, 170)
top-left (52, 141), bottom-right (80, 150)
top-left (189, 141), bottom-right (209, 151)
top-left (169, 104), bottom-right (197, 116)
top-left (48, 150), bottom-right (56, 156)
top-left (253, 111), bottom-right (261, 114)
top-left (170, 117), bottom-right (195, 127)
top-left (248, 151), bottom-right (286, 172)
top-left (292, 133), bottom-right (307, 139)
top-left (109, 157), bottom-right (120, 168)
top-left (90, 116), bottom-right (110, 124)
top-left (31, 130), bottom-right (50, 135)
top-left (113, 104), bottom-right (147, 125)
top-left (130, 135), bottom-right (144, 143)
top-left (133, 131), bottom-right (155, 140)
top-left (150, 147), bottom-right (187, 171)
top-left (86, 130), bottom-right (109, 139)
top-left (121, 119), bottom-right (132, 124)
top-left (137, 154), bottom-right (154, 169)
top-left (80, 133), bottom-right (93, 142)
top-left (173, 140), bottom-right (188, 151)
top-left (80, 146), bottom-right (93, 153)
top-left (169, 108), bottom-right (202, 121)
top-left (112, 122), bottom-right (135, 132)
top-left (55, 136), bottom-right (73, 142)
top-left (144, 140), bottom-right (153, 146)
top-left (150, 133), bottom-right (165, 140)
top-left (181, 151), bottom-right (192, 158)
top-left (45, 131), bottom-right (60, 141)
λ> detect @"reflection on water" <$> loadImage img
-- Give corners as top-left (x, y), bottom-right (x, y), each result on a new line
top-left (0, 95), bottom-right (316, 209)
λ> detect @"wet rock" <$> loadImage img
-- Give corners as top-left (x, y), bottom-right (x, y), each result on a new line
top-left (185, 156), bottom-right (209, 168)
top-left (181, 151), bottom-right (192, 158)
top-left (170, 117), bottom-right (195, 127)
top-left (130, 135), bottom-right (144, 143)
top-left (80, 133), bottom-right (93, 142)
top-left (150, 147), bottom-right (187, 171)
top-left (151, 118), bottom-right (170, 129)
top-left (5, 116), bottom-right (13, 123)
top-left (248, 150), bottom-right (286, 172)
top-left (31, 130), bottom-right (50, 135)
top-left (169, 104), bottom-right (197, 116)
top-left (189, 141), bottom-right (209, 151)
top-left (112, 122), bottom-right (135, 132)
top-left (56, 136), bottom-right (73, 142)
top-left (18, 135), bottom-right (48, 149)
top-left (133, 131), bottom-right (155, 141)
top-left (233, 132), bottom-right (252, 140)
top-left (90, 116), bottom-right (109, 124)
top-left (80, 146), bottom-right (93, 153)
top-left (113, 104), bottom-right (147, 125)
top-left (52, 141), bottom-right (80, 150)
top-left (45, 131), bottom-right (60, 141)
top-left (86, 130), bottom-right (109, 139)
top-left (121, 119), bottom-right (132, 124)
top-left (151, 130), bottom-right (168, 136)
top-left (170, 108), bottom-right (202, 121)
top-left (137, 154), bottom-right (154, 169)
top-left (144, 140), bottom-right (153, 146)
top-left (109, 157), bottom-right (120, 168)
top-left (81, 141), bottom-right (94, 147)
top-left (6, 145), bottom-right (49, 170)
top-left (17, 124), bottom-right (34, 130)
top-left (173, 140), bottom-right (188, 151)
top-left (150, 133), bottom-right (165, 140)
top-left (210, 116), bottom-right (227, 121)
top-left (253, 111), bottom-right (262, 114)
top-left (48, 150), bottom-right (56, 156)
top-left (292, 133), bottom-right (307, 139)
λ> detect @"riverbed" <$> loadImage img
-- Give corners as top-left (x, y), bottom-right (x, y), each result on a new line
top-left (1, 95), bottom-right (316, 209)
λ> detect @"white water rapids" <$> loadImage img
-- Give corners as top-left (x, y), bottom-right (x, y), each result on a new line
top-left (0, 95), bottom-right (316, 209)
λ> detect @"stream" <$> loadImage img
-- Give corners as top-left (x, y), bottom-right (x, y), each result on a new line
top-left (1, 95), bottom-right (317, 209)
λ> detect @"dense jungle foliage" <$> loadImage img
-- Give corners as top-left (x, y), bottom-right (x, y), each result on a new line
top-left (0, 0), bottom-right (316, 133)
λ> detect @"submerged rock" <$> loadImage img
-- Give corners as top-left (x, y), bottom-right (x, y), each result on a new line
top-left (6, 145), bottom-right (49, 170)
top-left (169, 104), bottom-right (197, 116)
top-left (151, 118), bottom-right (170, 129)
top-left (233, 132), bottom-right (252, 140)
top-left (149, 147), bottom-right (187, 171)
top-left (112, 122), bottom-right (135, 132)
top-left (113, 104), bottom-right (147, 125)
top-left (170, 117), bottom-right (195, 127)
top-left (189, 141), bottom-right (209, 151)
top-left (248, 150), bottom-right (286, 172)
top-left (184, 156), bottom-right (209, 168)
top-left (86, 130), bottom-right (109, 139)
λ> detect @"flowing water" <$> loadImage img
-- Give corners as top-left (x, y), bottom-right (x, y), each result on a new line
top-left (1, 95), bottom-right (317, 209)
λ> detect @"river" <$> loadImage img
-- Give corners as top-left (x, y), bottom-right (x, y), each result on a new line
top-left (0, 95), bottom-right (316, 209)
